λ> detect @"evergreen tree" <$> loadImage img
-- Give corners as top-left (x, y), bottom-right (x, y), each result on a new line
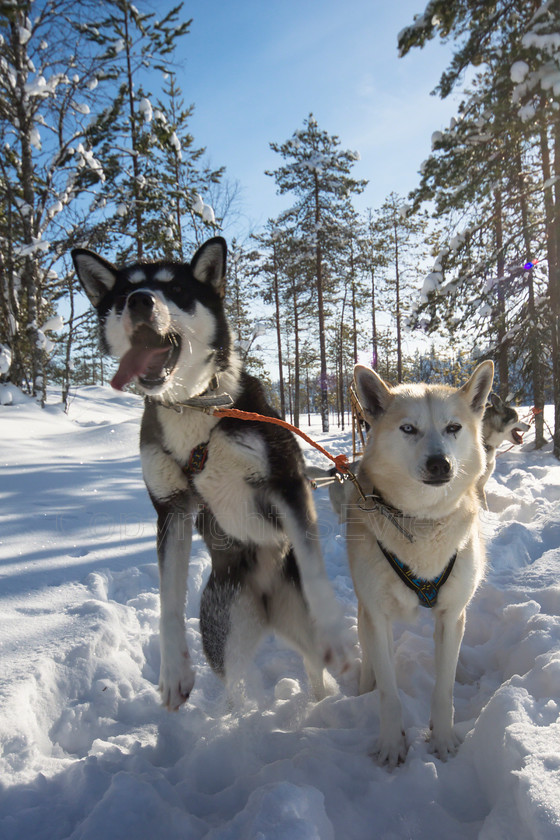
top-left (254, 221), bottom-right (288, 418)
top-left (371, 194), bottom-right (428, 383)
top-left (280, 232), bottom-right (314, 428)
top-left (0, 0), bottom-right (106, 398)
top-left (143, 76), bottom-right (224, 258)
top-left (80, 1), bottom-right (192, 261)
top-left (359, 209), bottom-right (388, 371)
top-left (412, 68), bottom-right (549, 425)
top-left (399, 0), bottom-right (560, 455)
top-left (255, 219), bottom-right (316, 425)
top-left (267, 114), bottom-right (367, 431)
top-left (224, 238), bottom-right (267, 379)
top-left (326, 208), bottom-right (372, 425)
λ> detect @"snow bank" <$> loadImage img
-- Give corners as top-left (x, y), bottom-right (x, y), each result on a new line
top-left (0, 392), bottom-right (558, 839)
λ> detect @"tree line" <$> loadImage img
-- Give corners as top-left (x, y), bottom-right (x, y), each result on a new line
top-left (0, 0), bottom-right (224, 406)
top-left (399, 0), bottom-right (560, 456)
top-left (1, 0), bottom-right (559, 457)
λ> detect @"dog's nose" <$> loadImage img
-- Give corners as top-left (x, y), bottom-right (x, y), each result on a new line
top-left (127, 290), bottom-right (155, 320)
top-left (425, 455), bottom-right (452, 480)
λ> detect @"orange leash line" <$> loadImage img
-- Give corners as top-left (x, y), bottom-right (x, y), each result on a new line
top-left (212, 407), bottom-right (350, 473)
top-left (210, 408), bottom-right (415, 539)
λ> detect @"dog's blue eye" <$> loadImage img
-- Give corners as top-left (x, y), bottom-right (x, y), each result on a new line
top-left (400, 424), bottom-right (417, 435)
top-left (446, 423), bottom-right (462, 435)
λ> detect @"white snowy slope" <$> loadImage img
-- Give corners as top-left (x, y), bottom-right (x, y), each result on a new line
top-left (0, 387), bottom-right (559, 840)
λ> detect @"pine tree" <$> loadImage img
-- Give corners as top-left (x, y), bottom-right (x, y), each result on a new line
top-left (254, 222), bottom-right (288, 418)
top-left (255, 219), bottom-right (316, 425)
top-left (325, 208), bottom-right (372, 425)
top-left (80, 1), bottom-right (192, 260)
top-left (267, 114), bottom-right (367, 431)
top-left (411, 67), bottom-right (549, 425)
top-left (399, 0), bottom-right (560, 455)
top-left (224, 239), bottom-right (268, 380)
top-left (141, 76), bottom-right (224, 258)
top-left (0, 0), bottom-right (107, 398)
top-left (371, 194), bottom-right (428, 383)
top-left (280, 233), bottom-right (315, 428)
top-left (359, 209), bottom-right (389, 371)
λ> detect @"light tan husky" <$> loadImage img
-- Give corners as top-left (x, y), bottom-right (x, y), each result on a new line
top-left (346, 361), bottom-right (494, 766)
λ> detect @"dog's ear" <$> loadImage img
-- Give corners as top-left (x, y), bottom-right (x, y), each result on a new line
top-left (353, 364), bottom-right (392, 420)
top-left (461, 361), bottom-right (494, 414)
top-left (490, 393), bottom-right (504, 411)
top-left (72, 249), bottom-right (118, 308)
top-left (191, 237), bottom-right (227, 297)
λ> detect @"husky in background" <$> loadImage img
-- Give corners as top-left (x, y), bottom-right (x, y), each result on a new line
top-left (346, 361), bottom-right (494, 766)
top-left (478, 394), bottom-right (530, 507)
top-left (73, 237), bottom-right (347, 709)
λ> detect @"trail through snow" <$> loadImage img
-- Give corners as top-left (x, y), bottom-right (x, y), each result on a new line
top-left (0, 387), bottom-right (559, 839)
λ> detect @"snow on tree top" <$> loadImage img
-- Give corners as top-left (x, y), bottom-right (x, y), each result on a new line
top-left (18, 25), bottom-right (32, 45)
top-left (510, 61), bottom-right (529, 84)
top-left (72, 101), bottom-right (90, 116)
top-left (420, 272), bottom-right (442, 301)
top-left (202, 203), bottom-right (215, 224)
top-left (139, 98), bottom-right (153, 122)
top-left (192, 194), bottom-right (204, 215)
top-left (24, 76), bottom-right (47, 96)
top-left (30, 127), bottom-right (41, 150)
top-left (41, 315), bottom-right (64, 333)
top-left (168, 130), bottom-right (181, 152)
top-left (431, 131), bottom-right (443, 149)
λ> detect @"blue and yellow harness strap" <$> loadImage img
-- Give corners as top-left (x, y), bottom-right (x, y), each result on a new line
top-left (182, 441), bottom-right (209, 475)
top-left (376, 540), bottom-right (457, 609)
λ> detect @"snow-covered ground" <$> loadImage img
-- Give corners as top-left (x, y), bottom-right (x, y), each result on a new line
top-left (0, 386), bottom-right (559, 839)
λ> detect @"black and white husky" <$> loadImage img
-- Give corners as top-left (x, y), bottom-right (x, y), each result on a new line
top-left (72, 237), bottom-right (346, 709)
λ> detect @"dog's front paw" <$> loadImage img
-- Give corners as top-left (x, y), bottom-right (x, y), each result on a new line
top-left (317, 626), bottom-right (353, 676)
top-left (159, 651), bottom-right (195, 711)
top-left (373, 730), bottom-right (408, 768)
top-left (428, 726), bottom-right (462, 761)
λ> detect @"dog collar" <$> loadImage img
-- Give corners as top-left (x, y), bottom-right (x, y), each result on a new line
top-left (376, 539), bottom-right (457, 608)
top-left (149, 375), bottom-right (234, 413)
top-left (357, 485), bottom-right (416, 543)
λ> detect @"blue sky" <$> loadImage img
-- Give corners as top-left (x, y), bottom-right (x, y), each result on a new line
top-left (178, 0), bottom-right (460, 238)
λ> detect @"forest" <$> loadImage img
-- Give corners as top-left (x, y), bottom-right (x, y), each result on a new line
top-left (0, 0), bottom-right (559, 457)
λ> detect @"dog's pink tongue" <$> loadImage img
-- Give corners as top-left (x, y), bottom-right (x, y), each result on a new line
top-left (111, 345), bottom-right (168, 391)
